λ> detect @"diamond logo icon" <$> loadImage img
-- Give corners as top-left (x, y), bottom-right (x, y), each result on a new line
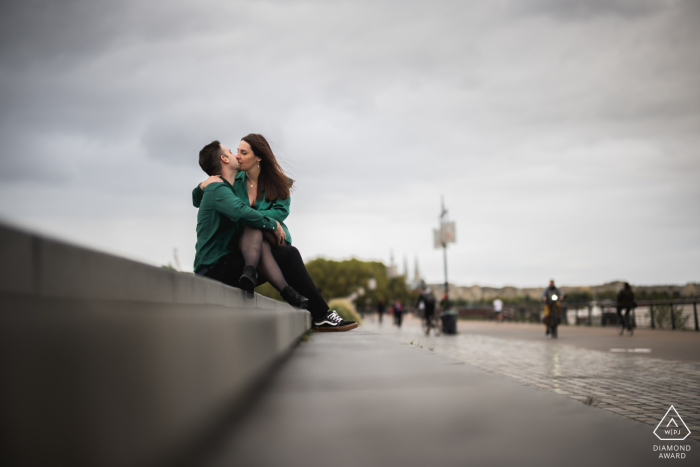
top-left (654, 405), bottom-right (691, 440)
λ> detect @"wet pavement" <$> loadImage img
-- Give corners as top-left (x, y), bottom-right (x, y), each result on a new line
top-left (364, 315), bottom-right (700, 442)
top-left (204, 326), bottom-right (698, 466)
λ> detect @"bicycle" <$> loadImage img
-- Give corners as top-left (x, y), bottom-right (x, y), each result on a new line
top-left (618, 307), bottom-right (636, 336)
top-left (544, 293), bottom-right (561, 339)
top-left (423, 312), bottom-right (441, 336)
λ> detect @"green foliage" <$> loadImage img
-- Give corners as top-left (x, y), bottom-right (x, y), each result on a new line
top-left (300, 328), bottom-right (313, 342)
top-left (594, 290), bottom-right (617, 301)
top-left (636, 290), bottom-right (682, 300)
top-left (255, 282), bottom-right (283, 301)
top-left (305, 257), bottom-right (413, 306)
top-left (254, 257), bottom-right (416, 310)
top-left (652, 304), bottom-right (690, 330)
top-left (161, 263), bottom-right (177, 271)
top-left (565, 291), bottom-right (592, 304)
top-left (328, 300), bottom-right (362, 324)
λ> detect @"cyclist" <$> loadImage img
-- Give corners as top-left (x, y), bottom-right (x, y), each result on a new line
top-left (541, 280), bottom-right (562, 336)
top-left (616, 282), bottom-right (636, 335)
top-left (418, 287), bottom-right (437, 335)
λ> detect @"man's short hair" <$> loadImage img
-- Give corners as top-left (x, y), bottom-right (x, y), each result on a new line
top-left (199, 140), bottom-right (223, 175)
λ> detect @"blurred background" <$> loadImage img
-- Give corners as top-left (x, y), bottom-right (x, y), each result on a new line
top-left (1, 0), bottom-right (698, 288)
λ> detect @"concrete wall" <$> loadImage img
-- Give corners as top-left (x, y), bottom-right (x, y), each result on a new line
top-left (0, 222), bottom-right (311, 467)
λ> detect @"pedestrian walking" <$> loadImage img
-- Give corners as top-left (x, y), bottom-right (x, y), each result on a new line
top-left (377, 301), bottom-right (386, 324)
top-left (616, 282), bottom-right (636, 335)
top-left (393, 299), bottom-right (404, 328)
top-left (493, 298), bottom-right (503, 322)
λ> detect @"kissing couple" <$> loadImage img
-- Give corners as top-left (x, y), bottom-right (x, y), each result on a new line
top-left (192, 134), bottom-right (357, 332)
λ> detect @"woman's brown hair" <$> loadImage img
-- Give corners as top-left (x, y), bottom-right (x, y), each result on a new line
top-left (241, 133), bottom-right (294, 202)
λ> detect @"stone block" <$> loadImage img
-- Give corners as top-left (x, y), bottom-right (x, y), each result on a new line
top-left (0, 223), bottom-right (34, 294)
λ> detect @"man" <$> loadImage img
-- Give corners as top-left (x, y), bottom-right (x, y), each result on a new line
top-left (194, 140), bottom-right (357, 332)
top-left (541, 280), bottom-right (562, 335)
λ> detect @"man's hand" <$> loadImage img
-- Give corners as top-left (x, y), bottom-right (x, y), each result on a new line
top-left (273, 220), bottom-right (286, 245)
top-left (200, 175), bottom-right (223, 189)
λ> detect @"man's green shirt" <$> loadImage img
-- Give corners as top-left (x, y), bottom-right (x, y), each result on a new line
top-left (192, 171), bottom-right (292, 243)
top-left (193, 177), bottom-right (277, 273)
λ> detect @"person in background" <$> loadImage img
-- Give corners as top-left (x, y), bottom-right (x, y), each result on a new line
top-left (493, 298), bottom-right (503, 322)
top-left (418, 288), bottom-right (437, 334)
top-left (393, 299), bottom-right (404, 328)
top-left (377, 301), bottom-right (386, 324)
top-left (616, 282), bottom-right (636, 335)
top-left (541, 280), bottom-right (562, 335)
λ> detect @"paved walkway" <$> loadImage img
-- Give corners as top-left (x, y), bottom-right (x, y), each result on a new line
top-left (365, 316), bottom-right (700, 443)
top-left (416, 319), bottom-right (700, 362)
top-left (203, 326), bottom-right (697, 466)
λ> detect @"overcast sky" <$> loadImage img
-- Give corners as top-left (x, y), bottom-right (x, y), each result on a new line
top-left (1, 0), bottom-right (698, 287)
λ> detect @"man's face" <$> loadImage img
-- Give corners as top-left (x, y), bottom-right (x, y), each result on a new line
top-left (549, 280), bottom-right (555, 288)
top-left (220, 144), bottom-right (240, 170)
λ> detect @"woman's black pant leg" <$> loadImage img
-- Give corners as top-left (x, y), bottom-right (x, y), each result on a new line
top-left (270, 245), bottom-right (329, 321)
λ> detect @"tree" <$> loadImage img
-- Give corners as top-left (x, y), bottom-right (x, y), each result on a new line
top-left (256, 257), bottom-right (415, 307)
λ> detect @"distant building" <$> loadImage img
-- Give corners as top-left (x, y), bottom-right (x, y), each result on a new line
top-left (408, 256), bottom-right (426, 291)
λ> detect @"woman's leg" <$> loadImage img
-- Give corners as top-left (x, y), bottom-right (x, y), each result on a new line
top-left (258, 240), bottom-right (288, 291)
top-left (269, 245), bottom-right (330, 321)
top-left (238, 225), bottom-right (263, 268)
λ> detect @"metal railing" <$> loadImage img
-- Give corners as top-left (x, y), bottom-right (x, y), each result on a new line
top-left (504, 298), bottom-right (699, 331)
top-left (563, 298), bottom-right (698, 331)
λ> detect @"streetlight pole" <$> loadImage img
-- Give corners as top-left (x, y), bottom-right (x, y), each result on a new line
top-left (432, 196), bottom-right (457, 334)
top-left (441, 196), bottom-right (449, 309)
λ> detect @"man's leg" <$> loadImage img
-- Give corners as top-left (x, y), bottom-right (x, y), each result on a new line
top-left (204, 252), bottom-right (246, 287)
top-left (269, 245), bottom-right (329, 322)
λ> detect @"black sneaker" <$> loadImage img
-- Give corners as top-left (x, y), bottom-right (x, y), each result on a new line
top-left (313, 310), bottom-right (358, 332)
top-left (239, 265), bottom-right (257, 297)
top-left (280, 286), bottom-right (309, 309)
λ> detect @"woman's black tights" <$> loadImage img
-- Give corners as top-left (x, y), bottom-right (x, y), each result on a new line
top-left (238, 225), bottom-right (288, 291)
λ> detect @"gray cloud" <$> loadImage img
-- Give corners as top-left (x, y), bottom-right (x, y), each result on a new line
top-left (513, 0), bottom-right (667, 20)
top-left (0, 0), bottom-right (698, 285)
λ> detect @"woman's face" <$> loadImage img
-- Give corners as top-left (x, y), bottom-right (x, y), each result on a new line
top-left (236, 140), bottom-right (260, 172)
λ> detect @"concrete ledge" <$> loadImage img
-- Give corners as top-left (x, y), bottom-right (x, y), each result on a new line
top-left (0, 222), bottom-right (311, 467)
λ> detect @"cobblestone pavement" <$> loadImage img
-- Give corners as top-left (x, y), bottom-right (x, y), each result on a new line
top-left (363, 318), bottom-right (700, 442)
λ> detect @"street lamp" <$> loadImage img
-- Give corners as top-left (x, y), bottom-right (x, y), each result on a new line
top-left (433, 196), bottom-right (456, 309)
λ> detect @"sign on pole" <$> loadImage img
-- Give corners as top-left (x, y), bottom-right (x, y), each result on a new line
top-left (434, 221), bottom-right (456, 249)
